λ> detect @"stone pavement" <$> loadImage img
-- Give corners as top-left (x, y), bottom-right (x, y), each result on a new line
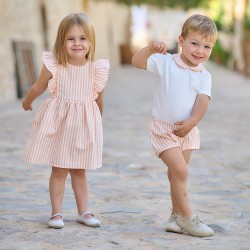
top-left (0, 63), bottom-right (250, 250)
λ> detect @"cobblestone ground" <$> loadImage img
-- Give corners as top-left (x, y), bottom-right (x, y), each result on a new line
top-left (0, 63), bottom-right (250, 250)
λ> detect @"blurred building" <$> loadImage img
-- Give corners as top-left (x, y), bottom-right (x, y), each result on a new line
top-left (0, 0), bottom-right (131, 104)
top-left (2, 1), bottom-right (248, 105)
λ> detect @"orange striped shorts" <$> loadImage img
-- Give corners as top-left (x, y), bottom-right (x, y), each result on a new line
top-left (150, 117), bottom-right (200, 157)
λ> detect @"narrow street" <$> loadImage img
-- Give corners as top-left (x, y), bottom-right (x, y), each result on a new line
top-left (0, 63), bottom-right (250, 250)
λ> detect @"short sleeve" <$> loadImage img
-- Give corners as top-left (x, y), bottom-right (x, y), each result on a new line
top-left (93, 59), bottom-right (110, 94)
top-left (42, 51), bottom-right (58, 96)
top-left (198, 70), bottom-right (212, 98)
top-left (42, 51), bottom-right (57, 76)
top-left (147, 53), bottom-right (173, 76)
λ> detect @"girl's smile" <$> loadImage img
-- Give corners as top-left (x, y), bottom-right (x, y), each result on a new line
top-left (65, 24), bottom-right (90, 65)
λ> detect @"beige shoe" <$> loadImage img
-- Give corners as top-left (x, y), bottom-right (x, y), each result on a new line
top-left (48, 213), bottom-right (64, 229)
top-left (76, 211), bottom-right (101, 227)
top-left (166, 213), bottom-right (183, 234)
top-left (177, 215), bottom-right (214, 237)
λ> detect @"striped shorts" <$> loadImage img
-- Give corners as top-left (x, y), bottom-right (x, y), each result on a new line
top-left (150, 117), bottom-right (200, 157)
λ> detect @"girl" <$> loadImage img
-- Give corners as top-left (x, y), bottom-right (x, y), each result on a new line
top-left (132, 14), bottom-right (217, 237)
top-left (22, 13), bottom-right (110, 229)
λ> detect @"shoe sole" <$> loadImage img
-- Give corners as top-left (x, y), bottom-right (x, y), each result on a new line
top-left (76, 220), bottom-right (101, 227)
top-left (48, 225), bottom-right (64, 229)
top-left (48, 223), bottom-right (64, 229)
top-left (166, 228), bottom-right (184, 234)
top-left (176, 222), bottom-right (214, 237)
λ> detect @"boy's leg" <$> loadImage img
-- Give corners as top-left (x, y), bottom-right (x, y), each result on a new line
top-left (69, 169), bottom-right (89, 215)
top-left (160, 148), bottom-right (192, 218)
top-left (182, 150), bottom-right (192, 164)
top-left (167, 170), bottom-right (179, 214)
top-left (167, 149), bottom-right (192, 213)
top-left (49, 167), bottom-right (69, 220)
top-left (162, 148), bottom-right (214, 237)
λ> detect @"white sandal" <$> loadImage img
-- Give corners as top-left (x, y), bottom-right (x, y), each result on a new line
top-left (76, 211), bottom-right (101, 227)
top-left (48, 213), bottom-right (64, 229)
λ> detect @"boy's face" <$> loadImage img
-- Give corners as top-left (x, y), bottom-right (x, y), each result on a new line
top-left (179, 32), bottom-right (214, 67)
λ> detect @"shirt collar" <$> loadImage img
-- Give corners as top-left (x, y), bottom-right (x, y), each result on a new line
top-left (173, 54), bottom-right (205, 72)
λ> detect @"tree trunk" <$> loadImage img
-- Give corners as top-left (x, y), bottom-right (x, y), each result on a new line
top-left (232, 0), bottom-right (246, 72)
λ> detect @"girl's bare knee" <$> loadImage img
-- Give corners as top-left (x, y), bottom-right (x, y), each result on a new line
top-left (51, 167), bottom-right (69, 179)
top-left (69, 169), bottom-right (86, 177)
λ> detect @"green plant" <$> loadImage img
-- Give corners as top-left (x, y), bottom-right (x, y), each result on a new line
top-left (117, 0), bottom-right (209, 10)
top-left (210, 40), bottom-right (230, 66)
top-left (244, 3), bottom-right (250, 31)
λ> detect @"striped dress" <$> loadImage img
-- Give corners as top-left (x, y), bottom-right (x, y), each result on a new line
top-left (24, 51), bottom-right (110, 170)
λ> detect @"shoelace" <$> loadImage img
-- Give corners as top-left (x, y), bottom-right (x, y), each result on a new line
top-left (193, 215), bottom-right (204, 224)
top-left (168, 215), bottom-right (176, 223)
top-left (168, 211), bottom-right (180, 223)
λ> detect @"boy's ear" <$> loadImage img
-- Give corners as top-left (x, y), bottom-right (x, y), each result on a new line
top-left (178, 35), bottom-right (184, 46)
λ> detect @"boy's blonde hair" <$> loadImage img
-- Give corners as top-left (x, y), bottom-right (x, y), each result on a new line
top-left (54, 13), bottom-right (95, 65)
top-left (181, 14), bottom-right (217, 43)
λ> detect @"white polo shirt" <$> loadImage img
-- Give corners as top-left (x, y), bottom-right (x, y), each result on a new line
top-left (147, 53), bottom-right (212, 124)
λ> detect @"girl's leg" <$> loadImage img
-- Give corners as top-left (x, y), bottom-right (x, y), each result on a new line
top-left (49, 167), bottom-right (69, 220)
top-left (69, 169), bottom-right (89, 215)
top-left (160, 148), bottom-right (192, 218)
top-left (70, 169), bottom-right (101, 227)
top-left (167, 149), bottom-right (192, 214)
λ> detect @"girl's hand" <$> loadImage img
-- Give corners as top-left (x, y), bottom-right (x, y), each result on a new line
top-left (22, 99), bottom-right (32, 111)
top-left (149, 41), bottom-right (167, 54)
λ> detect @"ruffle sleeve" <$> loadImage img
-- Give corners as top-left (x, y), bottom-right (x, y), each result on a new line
top-left (92, 59), bottom-right (110, 98)
top-left (42, 51), bottom-right (58, 96)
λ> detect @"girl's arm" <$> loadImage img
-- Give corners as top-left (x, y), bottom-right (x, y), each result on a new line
top-left (173, 94), bottom-right (210, 137)
top-left (132, 41), bottom-right (167, 70)
top-left (96, 91), bottom-right (104, 116)
top-left (22, 65), bottom-right (52, 111)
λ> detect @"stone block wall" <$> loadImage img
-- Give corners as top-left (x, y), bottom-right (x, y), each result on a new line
top-left (0, 0), bottom-right (130, 104)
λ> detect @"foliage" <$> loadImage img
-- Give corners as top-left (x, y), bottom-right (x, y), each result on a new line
top-left (209, 40), bottom-right (230, 66)
top-left (211, 1), bottom-right (224, 31)
top-left (207, 0), bottom-right (231, 32)
top-left (244, 3), bottom-right (250, 31)
top-left (117, 0), bottom-right (209, 10)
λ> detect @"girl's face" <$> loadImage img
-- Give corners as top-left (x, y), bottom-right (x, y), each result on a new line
top-left (65, 24), bottom-right (90, 65)
top-left (179, 32), bottom-right (214, 67)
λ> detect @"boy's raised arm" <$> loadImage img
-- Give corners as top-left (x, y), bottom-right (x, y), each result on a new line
top-left (131, 46), bottom-right (153, 70)
top-left (131, 41), bottom-right (167, 70)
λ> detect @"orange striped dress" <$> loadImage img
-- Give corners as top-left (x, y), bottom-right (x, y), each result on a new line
top-left (24, 51), bottom-right (110, 170)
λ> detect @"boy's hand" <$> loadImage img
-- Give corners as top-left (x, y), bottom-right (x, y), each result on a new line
top-left (172, 119), bottom-right (195, 138)
top-left (131, 41), bottom-right (167, 69)
top-left (149, 41), bottom-right (167, 54)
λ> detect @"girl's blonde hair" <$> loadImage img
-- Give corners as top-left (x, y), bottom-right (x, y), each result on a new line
top-left (53, 13), bottom-right (95, 65)
top-left (181, 14), bottom-right (217, 43)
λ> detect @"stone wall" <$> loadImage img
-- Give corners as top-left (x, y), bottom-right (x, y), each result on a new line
top-left (87, 1), bottom-right (131, 67)
top-left (0, 0), bottom-right (42, 103)
top-left (0, 0), bottom-right (130, 104)
top-left (0, 0), bottom-right (84, 104)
